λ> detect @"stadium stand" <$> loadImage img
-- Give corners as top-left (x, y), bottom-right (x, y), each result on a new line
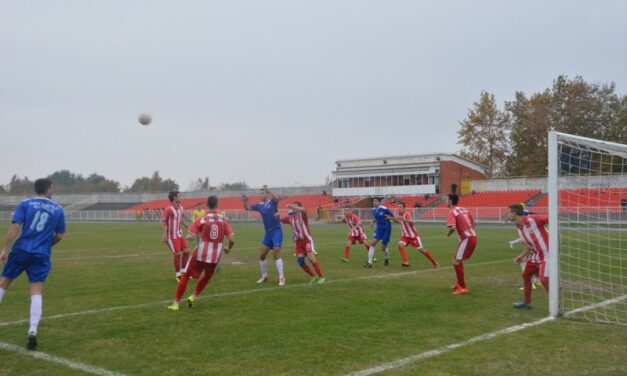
top-left (534, 188), bottom-right (626, 213)
top-left (433, 190), bottom-right (542, 208)
top-left (384, 195), bottom-right (442, 208)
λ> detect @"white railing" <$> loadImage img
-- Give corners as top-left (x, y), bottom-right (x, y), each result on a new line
top-left (1, 207), bottom-right (625, 224)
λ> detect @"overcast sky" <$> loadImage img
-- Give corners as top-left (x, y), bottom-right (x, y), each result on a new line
top-left (1, 0), bottom-right (625, 190)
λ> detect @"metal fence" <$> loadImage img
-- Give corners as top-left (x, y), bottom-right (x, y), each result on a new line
top-left (1, 207), bottom-right (625, 224)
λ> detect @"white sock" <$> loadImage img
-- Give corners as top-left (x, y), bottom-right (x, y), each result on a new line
top-left (368, 247), bottom-right (375, 263)
top-left (29, 294), bottom-right (42, 335)
top-left (260, 259), bottom-right (268, 277)
top-left (0, 287), bottom-right (5, 303)
top-left (383, 248), bottom-right (389, 259)
top-left (275, 258), bottom-right (284, 278)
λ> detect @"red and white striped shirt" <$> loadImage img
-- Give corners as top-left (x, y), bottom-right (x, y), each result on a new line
top-left (517, 215), bottom-right (549, 263)
top-left (281, 211), bottom-right (312, 241)
top-left (162, 205), bottom-right (185, 240)
top-left (190, 212), bottom-right (234, 264)
top-left (399, 211), bottom-right (419, 238)
top-left (447, 206), bottom-right (476, 240)
top-left (342, 213), bottom-right (365, 238)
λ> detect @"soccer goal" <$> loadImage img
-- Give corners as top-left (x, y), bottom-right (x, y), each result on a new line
top-left (548, 131), bottom-right (627, 324)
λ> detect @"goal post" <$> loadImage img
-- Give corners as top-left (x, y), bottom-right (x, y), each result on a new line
top-left (548, 131), bottom-right (627, 323)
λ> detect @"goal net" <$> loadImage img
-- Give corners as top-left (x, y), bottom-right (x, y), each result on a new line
top-left (548, 131), bottom-right (627, 324)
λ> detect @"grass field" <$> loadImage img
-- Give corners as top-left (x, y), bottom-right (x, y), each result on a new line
top-left (0, 221), bottom-right (625, 375)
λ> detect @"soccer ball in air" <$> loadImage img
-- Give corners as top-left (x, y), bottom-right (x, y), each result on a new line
top-left (138, 113), bottom-right (152, 126)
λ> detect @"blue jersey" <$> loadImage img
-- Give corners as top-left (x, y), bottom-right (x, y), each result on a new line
top-left (251, 199), bottom-right (282, 232)
top-left (11, 197), bottom-right (66, 257)
top-left (372, 205), bottom-right (393, 229)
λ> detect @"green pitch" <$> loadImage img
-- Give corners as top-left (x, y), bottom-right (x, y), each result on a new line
top-left (0, 222), bottom-right (625, 375)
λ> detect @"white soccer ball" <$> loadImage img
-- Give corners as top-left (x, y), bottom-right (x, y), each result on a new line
top-left (138, 113), bottom-right (152, 126)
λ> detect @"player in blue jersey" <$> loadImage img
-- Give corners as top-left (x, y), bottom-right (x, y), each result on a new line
top-left (0, 179), bottom-right (66, 350)
top-left (364, 197), bottom-right (394, 268)
top-left (242, 185), bottom-right (287, 286)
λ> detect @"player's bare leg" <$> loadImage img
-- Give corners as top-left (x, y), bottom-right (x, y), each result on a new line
top-left (417, 246), bottom-right (439, 268)
top-left (257, 246), bottom-right (271, 283)
top-left (271, 247), bottom-right (285, 286)
top-left (306, 251), bottom-right (325, 284)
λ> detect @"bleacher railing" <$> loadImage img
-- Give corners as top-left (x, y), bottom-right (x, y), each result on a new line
top-left (1, 207), bottom-right (625, 224)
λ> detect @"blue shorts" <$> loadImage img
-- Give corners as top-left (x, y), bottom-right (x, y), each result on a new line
top-left (262, 229), bottom-right (283, 249)
top-left (373, 227), bottom-right (392, 245)
top-left (1, 250), bottom-right (52, 283)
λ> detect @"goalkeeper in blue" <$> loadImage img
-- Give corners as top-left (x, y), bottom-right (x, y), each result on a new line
top-left (364, 197), bottom-right (394, 268)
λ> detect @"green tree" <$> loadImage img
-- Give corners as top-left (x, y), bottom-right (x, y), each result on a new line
top-left (128, 171), bottom-right (179, 193)
top-left (218, 182), bottom-right (249, 191)
top-left (458, 91), bottom-right (511, 176)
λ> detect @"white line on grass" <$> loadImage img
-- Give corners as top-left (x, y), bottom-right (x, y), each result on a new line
top-left (0, 341), bottom-right (125, 376)
top-left (346, 295), bottom-right (627, 375)
top-left (346, 317), bottom-right (556, 376)
top-left (0, 259), bottom-right (508, 328)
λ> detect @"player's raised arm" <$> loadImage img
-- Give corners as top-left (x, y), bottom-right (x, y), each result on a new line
top-left (287, 203), bottom-right (306, 213)
top-left (263, 186), bottom-right (287, 202)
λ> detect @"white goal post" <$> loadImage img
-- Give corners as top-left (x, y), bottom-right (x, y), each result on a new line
top-left (548, 131), bottom-right (627, 323)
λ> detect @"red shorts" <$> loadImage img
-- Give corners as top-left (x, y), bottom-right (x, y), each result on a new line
top-left (184, 250), bottom-right (217, 279)
top-left (348, 234), bottom-right (367, 244)
top-left (165, 237), bottom-right (189, 255)
top-left (400, 236), bottom-right (422, 248)
top-left (454, 236), bottom-right (477, 261)
top-left (295, 239), bottom-right (313, 256)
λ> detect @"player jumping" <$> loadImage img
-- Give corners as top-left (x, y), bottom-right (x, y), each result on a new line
top-left (242, 185), bottom-right (286, 286)
top-left (168, 195), bottom-right (234, 310)
top-left (391, 202), bottom-right (439, 268)
top-left (364, 197), bottom-right (394, 268)
top-left (281, 202), bottom-right (325, 284)
top-left (161, 191), bottom-right (190, 282)
top-left (0, 178), bottom-right (66, 350)
top-left (446, 192), bottom-right (477, 295)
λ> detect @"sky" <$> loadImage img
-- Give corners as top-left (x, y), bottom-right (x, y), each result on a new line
top-left (1, 0), bottom-right (626, 190)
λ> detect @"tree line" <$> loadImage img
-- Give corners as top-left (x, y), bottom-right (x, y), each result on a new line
top-left (0, 170), bottom-right (249, 195)
top-left (458, 75), bottom-right (626, 177)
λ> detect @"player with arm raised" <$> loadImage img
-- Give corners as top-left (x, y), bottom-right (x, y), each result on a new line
top-left (339, 206), bottom-right (370, 263)
top-left (281, 202), bottom-right (325, 284)
top-left (507, 204), bottom-right (549, 309)
top-left (391, 202), bottom-right (439, 268)
top-left (168, 195), bottom-right (235, 310)
top-left (364, 197), bottom-right (394, 268)
top-left (242, 185), bottom-right (287, 286)
top-left (161, 191), bottom-right (190, 282)
top-left (0, 179), bottom-right (66, 350)
top-left (446, 193), bottom-right (477, 295)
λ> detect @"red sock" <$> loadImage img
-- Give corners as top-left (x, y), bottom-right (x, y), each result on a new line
top-left (301, 263), bottom-right (316, 276)
top-left (173, 254), bottom-right (181, 273)
top-left (175, 274), bottom-right (191, 301)
top-left (423, 249), bottom-right (437, 266)
top-left (454, 263), bottom-right (466, 288)
top-left (194, 264), bottom-right (217, 296)
top-left (344, 246), bottom-right (351, 259)
top-left (312, 261), bottom-right (324, 277)
top-left (181, 252), bottom-right (189, 269)
top-left (398, 247), bottom-right (409, 263)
